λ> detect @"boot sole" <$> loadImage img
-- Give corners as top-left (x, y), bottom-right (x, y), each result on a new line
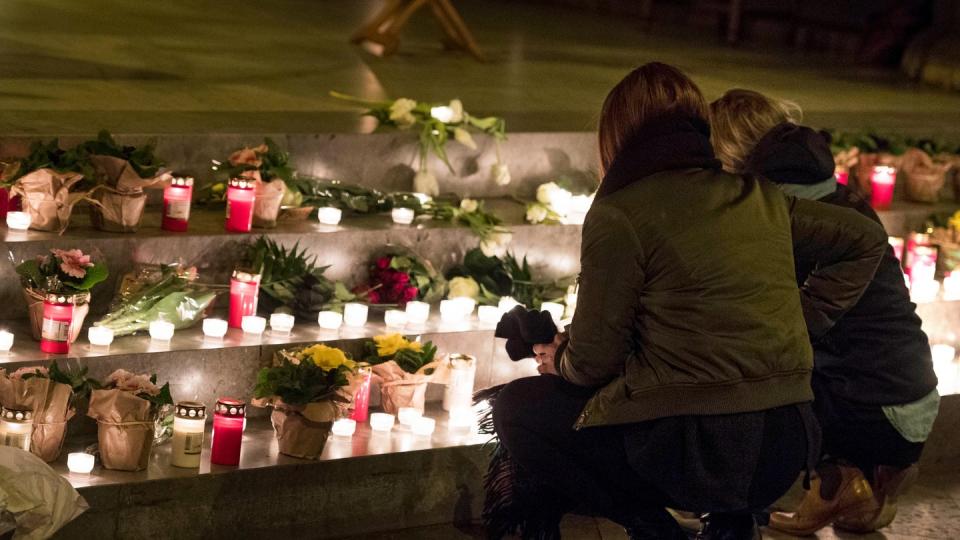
top-left (769, 498), bottom-right (879, 537)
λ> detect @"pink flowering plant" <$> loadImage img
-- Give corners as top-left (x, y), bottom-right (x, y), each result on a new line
top-left (102, 369), bottom-right (173, 413)
top-left (15, 248), bottom-right (108, 294)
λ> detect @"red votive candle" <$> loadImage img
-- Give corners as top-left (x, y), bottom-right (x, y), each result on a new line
top-left (40, 294), bottom-right (74, 354)
top-left (905, 233), bottom-right (931, 276)
top-left (210, 398), bottom-right (245, 466)
top-left (870, 165), bottom-right (896, 210)
top-left (0, 187), bottom-right (9, 221)
top-left (835, 169), bottom-right (849, 186)
top-left (225, 178), bottom-right (256, 233)
top-left (162, 176), bottom-right (194, 232)
top-left (350, 364), bottom-right (372, 423)
top-left (228, 269), bottom-right (260, 329)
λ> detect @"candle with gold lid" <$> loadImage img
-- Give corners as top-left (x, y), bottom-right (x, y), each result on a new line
top-left (0, 407), bottom-right (33, 451)
top-left (171, 401), bottom-right (206, 468)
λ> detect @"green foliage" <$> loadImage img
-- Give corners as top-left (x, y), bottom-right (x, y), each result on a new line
top-left (446, 248), bottom-right (567, 308)
top-left (15, 251), bottom-right (109, 294)
top-left (48, 362), bottom-right (102, 402)
top-left (424, 198), bottom-right (507, 241)
top-left (364, 339), bottom-right (438, 375)
top-left (254, 350), bottom-right (353, 406)
top-left (291, 177), bottom-right (392, 214)
top-left (75, 130), bottom-right (164, 180)
top-left (144, 375), bottom-right (174, 411)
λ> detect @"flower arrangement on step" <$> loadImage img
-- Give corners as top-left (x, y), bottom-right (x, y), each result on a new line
top-left (523, 181), bottom-right (595, 225)
top-left (0, 362), bottom-right (99, 462)
top-left (365, 333), bottom-right (439, 415)
top-left (355, 251), bottom-right (447, 306)
top-left (330, 91), bottom-right (509, 195)
top-left (87, 369), bottom-right (173, 471)
top-left (253, 344), bottom-right (360, 459)
top-left (206, 138), bottom-right (290, 227)
top-left (393, 193), bottom-right (512, 244)
top-left (14, 248), bottom-right (108, 343)
top-left (95, 263), bottom-right (216, 336)
top-left (445, 247), bottom-right (570, 310)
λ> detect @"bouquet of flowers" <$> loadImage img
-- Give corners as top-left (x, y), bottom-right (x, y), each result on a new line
top-left (203, 139), bottom-right (290, 227)
top-left (355, 252), bottom-right (446, 306)
top-left (445, 248), bottom-right (569, 309)
top-left (87, 369), bottom-right (173, 471)
top-left (524, 181), bottom-right (594, 225)
top-left (15, 248), bottom-right (108, 342)
top-left (253, 344), bottom-right (360, 459)
top-left (365, 333), bottom-right (439, 415)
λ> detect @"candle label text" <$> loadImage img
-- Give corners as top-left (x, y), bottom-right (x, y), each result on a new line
top-left (41, 318), bottom-right (71, 342)
top-left (165, 200), bottom-right (191, 221)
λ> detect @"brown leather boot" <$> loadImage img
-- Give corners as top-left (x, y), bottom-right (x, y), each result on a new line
top-left (768, 464), bottom-right (878, 536)
top-left (834, 464), bottom-right (919, 533)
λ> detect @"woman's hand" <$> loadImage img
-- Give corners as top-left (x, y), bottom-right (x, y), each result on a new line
top-left (533, 333), bottom-right (567, 375)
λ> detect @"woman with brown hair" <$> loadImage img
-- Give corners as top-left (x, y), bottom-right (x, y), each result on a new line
top-left (710, 89), bottom-right (939, 536)
top-left (490, 62), bottom-right (888, 539)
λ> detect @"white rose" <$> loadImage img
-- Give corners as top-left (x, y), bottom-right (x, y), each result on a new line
top-left (448, 276), bottom-right (480, 299)
top-left (490, 163), bottom-right (511, 186)
top-left (526, 204), bottom-right (548, 224)
top-left (460, 198), bottom-right (479, 213)
top-left (389, 98), bottom-right (418, 129)
top-left (480, 231), bottom-right (513, 257)
top-left (413, 170), bottom-right (439, 196)
top-left (536, 182), bottom-right (560, 204)
top-left (448, 99), bottom-right (464, 123)
top-left (453, 127), bottom-right (477, 150)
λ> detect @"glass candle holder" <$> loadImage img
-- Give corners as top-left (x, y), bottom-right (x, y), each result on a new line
top-left (541, 302), bottom-right (565, 324)
top-left (412, 416), bottom-right (435, 436)
top-left (229, 269), bottom-right (261, 328)
top-left (888, 237), bottom-right (905, 264)
top-left (477, 305), bottom-right (501, 325)
top-left (350, 364), bottom-right (372, 423)
top-left (171, 402), bottom-right (206, 468)
top-left (405, 301), bottom-right (430, 325)
top-left (909, 246), bottom-right (938, 284)
top-left (910, 278), bottom-right (940, 304)
top-left (498, 296), bottom-right (521, 313)
top-left (225, 178), bottom-right (256, 233)
top-left (318, 311), bottom-right (343, 330)
top-left (331, 418), bottom-right (356, 437)
top-left (384, 309), bottom-right (407, 328)
top-left (241, 316), bottom-right (266, 336)
top-left (905, 233), bottom-right (931, 276)
top-left (835, 169), bottom-right (849, 186)
top-left (67, 452), bottom-right (95, 474)
top-left (442, 354), bottom-right (477, 411)
top-left (452, 297), bottom-right (476, 318)
top-left (398, 407), bottom-right (422, 426)
top-left (870, 165), bottom-right (897, 210)
top-left (369, 412), bottom-right (394, 432)
top-left (932, 344), bottom-right (958, 394)
top-left (88, 325), bottom-right (114, 348)
top-left (0, 407), bottom-right (33, 451)
top-left (203, 318), bottom-right (228, 339)
top-left (0, 330), bottom-right (13, 353)
top-left (440, 300), bottom-right (466, 323)
top-left (448, 407), bottom-right (474, 430)
top-left (270, 313), bottom-right (295, 335)
top-left (210, 398), bottom-right (245, 466)
top-left (5, 211), bottom-right (31, 231)
top-left (317, 207), bottom-right (342, 226)
top-left (149, 320), bottom-right (175, 341)
top-left (343, 303), bottom-right (368, 327)
top-left (40, 294), bottom-right (75, 354)
top-left (162, 176), bottom-right (194, 232)
top-left (391, 207), bottom-right (415, 225)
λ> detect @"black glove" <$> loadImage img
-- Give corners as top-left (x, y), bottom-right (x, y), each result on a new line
top-left (495, 306), bottom-right (558, 361)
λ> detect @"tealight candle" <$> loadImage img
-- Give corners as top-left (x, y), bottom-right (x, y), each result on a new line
top-left (5, 211), bottom-right (30, 231)
top-left (440, 300), bottom-right (466, 323)
top-left (944, 272), bottom-right (960, 301)
top-left (448, 407), bottom-right (474, 430)
top-left (540, 302), bottom-right (565, 324)
top-left (241, 316), bottom-right (266, 335)
top-left (370, 412), bottom-right (395, 432)
top-left (398, 407), bottom-right (422, 426)
top-left (910, 278), bottom-right (940, 304)
top-left (343, 303), bottom-right (368, 327)
top-left (67, 452), bottom-right (95, 474)
top-left (498, 296), bottom-right (521, 313)
top-left (478, 305), bottom-right (502, 325)
top-left (384, 309), bottom-right (407, 328)
top-left (392, 207), bottom-right (415, 225)
top-left (317, 207), bottom-right (342, 226)
top-left (149, 320), bottom-right (175, 341)
top-left (870, 165), bottom-right (896, 210)
top-left (0, 330), bottom-right (12, 353)
top-left (452, 297), bottom-right (476, 317)
top-left (87, 326), bottom-right (114, 347)
top-left (405, 301), bottom-right (430, 325)
top-left (203, 318), bottom-right (228, 339)
top-left (269, 313), bottom-right (295, 335)
top-left (318, 310), bottom-right (343, 330)
top-left (412, 416), bottom-right (436, 436)
top-left (331, 418), bottom-right (357, 437)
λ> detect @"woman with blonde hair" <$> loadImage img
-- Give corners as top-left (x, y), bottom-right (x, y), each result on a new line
top-left (710, 89), bottom-right (939, 536)
top-left (489, 64), bottom-right (888, 539)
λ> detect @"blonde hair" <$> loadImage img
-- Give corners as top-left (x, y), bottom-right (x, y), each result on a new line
top-left (709, 89), bottom-right (803, 173)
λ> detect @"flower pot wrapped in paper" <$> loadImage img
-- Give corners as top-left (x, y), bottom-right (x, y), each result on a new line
top-left (253, 178), bottom-right (286, 229)
top-left (900, 148), bottom-right (952, 203)
top-left (87, 369), bottom-right (172, 471)
top-left (86, 154), bottom-right (168, 232)
top-left (253, 344), bottom-right (360, 460)
top-left (10, 168), bottom-right (94, 233)
top-left (22, 289), bottom-right (89, 343)
top-left (367, 334), bottom-right (439, 415)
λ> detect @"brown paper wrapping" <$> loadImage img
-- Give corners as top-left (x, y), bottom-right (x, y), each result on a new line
top-left (253, 179), bottom-right (286, 229)
top-left (901, 148), bottom-right (951, 203)
top-left (23, 288), bottom-right (90, 343)
top-left (86, 155), bottom-right (169, 233)
top-left (0, 371), bottom-right (75, 462)
top-left (10, 168), bottom-right (95, 233)
top-left (270, 401), bottom-right (337, 459)
top-left (87, 388), bottom-right (155, 471)
top-left (372, 360), bottom-right (439, 415)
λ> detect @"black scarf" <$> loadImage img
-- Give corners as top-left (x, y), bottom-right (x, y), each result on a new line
top-left (597, 115), bottom-right (722, 200)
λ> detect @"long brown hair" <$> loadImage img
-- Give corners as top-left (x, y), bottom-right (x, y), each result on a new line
top-left (598, 62), bottom-right (709, 176)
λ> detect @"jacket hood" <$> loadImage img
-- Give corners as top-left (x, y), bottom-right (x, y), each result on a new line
top-left (743, 123), bottom-right (835, 185)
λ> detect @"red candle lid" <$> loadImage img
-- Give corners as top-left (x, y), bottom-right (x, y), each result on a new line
top-left (215, 398), bottom-right (246, 417)
top-left (171, 176), bottom-right (194, 187)
top-left (228, 178), bottom-right (255, 190)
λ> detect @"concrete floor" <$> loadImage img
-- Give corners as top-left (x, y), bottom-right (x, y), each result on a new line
top-left (3, 0), bottom-right (960, 135)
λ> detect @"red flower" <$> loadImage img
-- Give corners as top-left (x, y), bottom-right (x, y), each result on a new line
top-left (367, 290), bottom-right (381, 304)
top-left (394, 272), bottom-right (410, 285)
top-left (375, 257), bottom-right (391, 270)
top-left (402, 286), bottom-right (419, 303)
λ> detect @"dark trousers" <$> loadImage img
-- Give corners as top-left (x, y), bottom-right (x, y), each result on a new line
top-left (492, 375), bottom-right (809, 532)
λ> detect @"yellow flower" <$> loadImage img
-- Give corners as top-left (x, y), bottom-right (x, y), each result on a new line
top-left (374, 333), bottom-right (422, 357)
top-left (949, 210), bottom-right (960, 231)
top-left (300, 344), bottom-right (355, 371)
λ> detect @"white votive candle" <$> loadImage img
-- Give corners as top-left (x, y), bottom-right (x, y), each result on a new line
top-left (317, 207), bottom-right (342, 226)
top-left (370, 412), bottom-right (395, 432)
top-left (478, 305), bottom-right (502, 325)
top-left (541, 302), bottom-right (565, 323)
top-left (452, 297), bottom-right (476, 317)
top-left (270, 313), bottom-right (295, 335)
top-left (343, 303), bottom-right (368, 327)
top-left (392, 207), bottom-right (415, 225)
top-left (448, 407), bottom-right (475, 429)
top-left (87, 326), bottom-right (114, 347)
top-left (384, 309), bottom-right (407, 328)
top-left (498, 296), bottom-right (521, 313)
top-left (412, 416), bottom-right (435, 436)
top-left (0, 330), bottom-right (12, 352)
top-left (149, 320), bottom-right (175, 341)
top-left (398, 407), bottom-right (422, 426)
top-left (405, 301), bottom-right (430, 324)
top-left (241, 315), bottom-right (266, 335)
top-left (944, 273), bottom-right (960, 301)
top-left (318, 310), bottom-right (343, 330)
top-left (331, 418), bottom-right (356, 437)
top-left (932, 344), bottom-right (958, 394)
top-left (203, 318), bottom-right (228, 339)
top-left (67, 452), bottom-right (95, 474)
top-left (910, 279), bottom-right (940, 304)
top-left (440, 300), bottom-right (465, 323)
top-left (5, 211), bottom-right (31, 231)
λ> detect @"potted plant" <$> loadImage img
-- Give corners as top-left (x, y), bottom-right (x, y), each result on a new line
top-left (366, 333), bottom-right (439, 415)
top-left (7, 139), bottom-right (97, 233)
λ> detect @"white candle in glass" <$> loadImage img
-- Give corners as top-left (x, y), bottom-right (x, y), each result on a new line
top-left (440, 300), bottom-right (465, 322)
top-left (541, 302), bottom-right (565, 323)
top-left (478, 306), bottom-right (501, 325)
top-left (5, 211), bottom-right (31, 231)
top-left (203, 318), bottom-right (228, 339)
top-left (398, 407), bottom-right (421, 426)
top-left (149, 320), bottom-right (175, 341)
top-left (343, 303), bottom-right (368, 327)
top-left (392, 207), bottom-right (415, 225)
top-left (412, 416), bottom-right (435, 436)
top-left (448, 407), bottom-right (474, 429)
top-left (910, 279), bottom-right (940, 304)
top-left (316, 207), bottom-right (342, 226)
top-left (317, 311), bottom-right (343, 330)
top-left (452, 297), bottom-right (476, 317)
top-left (443, 354), bottom-right (476, 411)
top-left (269, 313), bottom-right (295, 335)
top-left (498, 296), bottom-right (521, 313)
top-left (384, 309), bottom-right (407, 328)
top-left (405, 301), bottom-right (430, 324)
top-left (331, 418), bottom-right (356, 437)
top-left (370, 412), bottom-right (395, 432)
top-left (67, 452), bottom-right (95, 474)
top-left (0, 330), bottom-right (12, 352)
top-left (241, 315), bottom-right (267, 335)
top-left (87, 326), bottom-right (114, 347)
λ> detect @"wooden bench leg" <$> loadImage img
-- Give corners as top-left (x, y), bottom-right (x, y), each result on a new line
top-left (432, 0), bottom-right (486, 61)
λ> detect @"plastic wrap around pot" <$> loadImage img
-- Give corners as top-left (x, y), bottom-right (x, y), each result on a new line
top-left (23, 289), bottom-right (89, 343)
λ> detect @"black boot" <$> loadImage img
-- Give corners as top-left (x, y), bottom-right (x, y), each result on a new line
top-left (696, 513), bottom-right (761, 540)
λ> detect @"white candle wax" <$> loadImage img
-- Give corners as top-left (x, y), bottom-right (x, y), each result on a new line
top-left (370, 412), bottom-right (395, 432)
top-left (331, 418), bottom-right (357, 437)
top-left (203, 318), bottom-right (228, 339)
top-left (932, 344), bottom-right (958, 394)
top-left (448, 407), bottom-right (475, 429)
top-left (944, 273), bottom-right (960, 301)
top-left (384, 309), bottom-right (407, 328)
top-left (405, 301), bottom-right (430, 324)
top-left (67, 452), bottom-right (95, 474)
top-left (5, 211), bottom-right (31, 231)
top-left (316, 206), bottom-right (342, 226)
top-left (498, 296), bottom-right (521, 313)
top-left (452, 297), bottom-right (476, 317)
top-left (269, 313), bottom-right (295, 335)
top-left (910, 279), bottom-right (940, 304)
top-left (398, 407), bottom-right (421, 426)
top-left (343, 303), bottom-right (368, 327)
top-left (87, 326), bottom-right (114, 347)
top-left (317, 311), bottom-right (343, 330)
top-left (392, 207), bottom-right (415, 225)
top-left (241, 315), bottom-right (266, 335)
top-left (0, 330), bottom-right (12, 352)
top-left (412, 416), bottom-right (435, 436)
top-left (477, 305), bottom-right (501, 325)
top-left (440, 300), bottom-right (467, 322)
top-left (541, 302), bottom-right (565, 323)
top-left (149, 320), bottom-right (175, 341)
